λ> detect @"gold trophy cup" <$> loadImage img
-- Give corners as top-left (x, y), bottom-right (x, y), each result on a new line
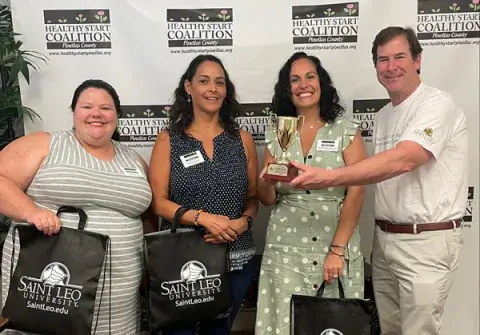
top-left (263, 114), bottom-right (304, 182)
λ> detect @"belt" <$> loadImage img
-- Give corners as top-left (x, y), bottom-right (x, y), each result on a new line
top-left (375, 219), bottom-right (462, 234)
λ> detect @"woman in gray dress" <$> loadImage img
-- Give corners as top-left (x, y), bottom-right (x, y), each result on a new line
top-left (0, 79), bottom-right (154, 334)
top-left (255, 52), bottom-right (367, 335)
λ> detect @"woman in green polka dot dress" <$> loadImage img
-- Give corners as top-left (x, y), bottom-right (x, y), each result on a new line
top-left (255, 52), bottom-right (367, 335)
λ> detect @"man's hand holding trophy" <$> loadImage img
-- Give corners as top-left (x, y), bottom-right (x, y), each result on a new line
top-left (263, 113), bottom-right (304, 182)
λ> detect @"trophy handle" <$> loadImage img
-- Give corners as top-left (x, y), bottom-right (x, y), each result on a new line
top-left (269, 112), bottom-right (278, 131)
top-left (297, 115), bottom-right (305, 132)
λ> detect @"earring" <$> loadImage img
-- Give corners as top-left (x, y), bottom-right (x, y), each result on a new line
top-left (187, 94), bottom-right (191, 103)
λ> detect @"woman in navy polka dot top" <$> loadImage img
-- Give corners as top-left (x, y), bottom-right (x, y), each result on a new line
top-left (149, 55), bottom-right (259, 335)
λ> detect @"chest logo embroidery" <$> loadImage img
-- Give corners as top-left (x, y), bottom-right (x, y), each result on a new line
top-left (414, 127), bottom-right (434, 144)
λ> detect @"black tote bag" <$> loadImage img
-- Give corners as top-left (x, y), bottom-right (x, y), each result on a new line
top-left (291, 280), bottom-right (376, 335)
top-left (1, 206), bottom-right (111, 335)
top-left (144, 208), bottom-right (231, 332)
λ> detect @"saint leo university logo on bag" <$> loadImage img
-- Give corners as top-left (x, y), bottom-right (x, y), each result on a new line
top-left (161, 260), bottom-right (222, 307)
top-left (320, 329), bottom-right (343, 335)
top-left (17, 262), bottom-right (83, 314)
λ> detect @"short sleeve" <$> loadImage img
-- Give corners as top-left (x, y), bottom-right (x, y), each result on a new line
top-left (341, 118), bottom-right (360, 151)
top-left (398, 97), bottom-right (456, 160)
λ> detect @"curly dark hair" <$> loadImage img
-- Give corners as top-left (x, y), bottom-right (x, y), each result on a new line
top-left (272, 52), bottom-right (345, 123)
top-left (168, 54), bottom-right (241, 135)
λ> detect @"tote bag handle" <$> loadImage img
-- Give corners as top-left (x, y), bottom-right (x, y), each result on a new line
top-left (56, 206), bottom-right (88, 230)
top-left (171, 207), bottom-right (190, 233)
top-left (316, 280), bottom-right (346, 299)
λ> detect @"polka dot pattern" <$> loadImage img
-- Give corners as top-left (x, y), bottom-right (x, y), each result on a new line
top-left (256, 117), bottom-right (364, 335)
top-left (164, 130), bottom-right (254, 271)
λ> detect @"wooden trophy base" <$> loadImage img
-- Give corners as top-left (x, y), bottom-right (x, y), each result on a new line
top-left (263, 162), bottom-right (298, 182)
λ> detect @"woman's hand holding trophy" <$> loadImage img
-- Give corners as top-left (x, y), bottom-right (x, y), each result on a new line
top-left (262, 113), bottom-right (305, 182)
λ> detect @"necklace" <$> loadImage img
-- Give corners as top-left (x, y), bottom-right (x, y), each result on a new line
top-left (308, 120), bottom-right (322, 129)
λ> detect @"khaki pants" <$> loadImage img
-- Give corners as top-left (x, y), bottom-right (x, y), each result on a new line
top-left (372, 225), bottom-right (463, 335)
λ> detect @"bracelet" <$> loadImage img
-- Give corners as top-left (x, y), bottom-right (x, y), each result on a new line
top-left (193, 210), bottom-right (203, 226)
top-left (241, 215), bottom-right (253, 229)
top-left (330, 244), bottom-right (346, 249)
top-left (328, 249), bottom-right (345, 258)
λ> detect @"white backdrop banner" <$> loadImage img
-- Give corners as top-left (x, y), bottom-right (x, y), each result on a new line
top-left (9, 0), bottom-right (479, 334)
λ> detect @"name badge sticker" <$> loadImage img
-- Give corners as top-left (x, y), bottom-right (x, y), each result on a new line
top-left (180, 150), bottom-right (205, 168)
top-left (316, 140), bottom-right (339, 152)
top-left (121, 166), bottom-right (142, 176)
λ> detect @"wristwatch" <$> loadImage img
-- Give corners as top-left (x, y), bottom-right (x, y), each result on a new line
top-left (242, 215), bottom-right (253, 229)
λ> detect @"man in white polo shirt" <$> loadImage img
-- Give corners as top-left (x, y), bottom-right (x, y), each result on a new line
top-left (288, 26), bottom-right (468, 335)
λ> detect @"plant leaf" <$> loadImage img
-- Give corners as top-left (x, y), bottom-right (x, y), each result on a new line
top-left (17, 55), bottom-right (29, 84)
top-left (103, 16), bottom-right (108, 22)
top-left (7, 56), bottom-right (20, 85)
top-left (21, 51), bottom-right (49, 63)
top-left (217, 14), bottom-right (223, 19)
top-left (24, 59), bottom-right (40, 71)
top-left (225, 15), bottom-right (230, 20)
top-left (0, 6), bottom-right (47, 126)
top-left (17, 106), bottom-right (41, 121)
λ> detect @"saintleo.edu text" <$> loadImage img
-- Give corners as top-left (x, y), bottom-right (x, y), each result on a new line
top-left (27, 301), bottom-right (69, 315)
top-left (175, 296), bottom-right (214, 307)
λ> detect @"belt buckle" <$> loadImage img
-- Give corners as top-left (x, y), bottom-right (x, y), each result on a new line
top-left (453, 219), bottom-right (459, 231)
top-left (412, 223), bottom-right (418, 235)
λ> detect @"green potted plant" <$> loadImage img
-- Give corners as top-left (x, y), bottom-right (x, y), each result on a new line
top-left (0, 5), bottom-right (47, 150)
top-left (0, 5), bottom-right (47, 239)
